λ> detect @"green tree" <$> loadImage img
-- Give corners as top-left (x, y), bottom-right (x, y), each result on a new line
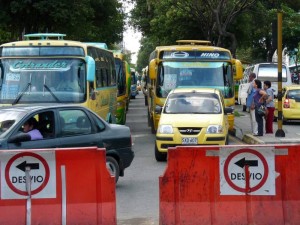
top-left (0, 0), bottom-right (124, 45)
top-left (131, 0), bottom-right (257, 58)
top-left (131, 0), bottom-right (300, 68)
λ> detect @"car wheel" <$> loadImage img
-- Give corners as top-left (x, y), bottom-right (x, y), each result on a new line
top-left (147, 110), bottom-right (151, 127)
top-left (282, 116), bottom-right (288, 125)
top-left (126, 100), bottom-right (130, 112)
top-left (155, 144), bottom-right (167, 162)
top-left (151, 118), bottom-right (156, 134)
top-left (225, 134), bottom-right (229, 145)
top-left (242, 105), bottom-right (247, 112)
top-left (106, 156), bottom-right (120, 183)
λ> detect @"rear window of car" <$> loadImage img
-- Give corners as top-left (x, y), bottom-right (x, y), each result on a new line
top-left (164, 93), bottom-right (221, 114)
top-left (58, 109), bottom-right (92, 136)
top-left (287, 89), bottom-right (300, 102)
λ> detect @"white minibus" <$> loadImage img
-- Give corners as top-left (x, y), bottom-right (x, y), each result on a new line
top-left (238, 63), bottom-right (292, 110)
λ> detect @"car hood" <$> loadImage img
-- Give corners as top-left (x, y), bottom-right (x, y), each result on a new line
top-left (159, 114), bottom-right (224, 128)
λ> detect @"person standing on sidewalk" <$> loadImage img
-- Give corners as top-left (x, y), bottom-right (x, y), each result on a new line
top-left (246, 73), bottom-right (258, 135)
top-left (252, 80), bottom-right (267, 136)
top-left (263, 80), bottom-right (275, 133)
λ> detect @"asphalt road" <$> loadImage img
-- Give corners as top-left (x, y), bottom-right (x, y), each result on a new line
top-left (116, 92), bottom-right (243, 225)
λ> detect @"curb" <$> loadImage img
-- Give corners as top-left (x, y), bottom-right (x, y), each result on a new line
top-left (242, 134), bottom-right (265, 145)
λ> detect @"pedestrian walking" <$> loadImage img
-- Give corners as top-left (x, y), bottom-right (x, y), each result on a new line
top-left (263, 81), bottom-right (275, 133)
top-left (252, 80), bottom-right (267, 136)
top-left (246, 73), bottom-right (258, 135)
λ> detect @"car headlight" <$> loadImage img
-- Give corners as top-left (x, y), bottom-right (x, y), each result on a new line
top-left (206, 125), bottom-right (223, 134)
top-left (158, 125), bottom-right (174, 134)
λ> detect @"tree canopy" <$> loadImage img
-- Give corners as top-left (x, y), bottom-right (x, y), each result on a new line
top-left (0, 0), bottom-right (299, 71)
top-left (0, 0), bottom-right (125, 46)
top-left (130, 0), bottom-right (300, 72)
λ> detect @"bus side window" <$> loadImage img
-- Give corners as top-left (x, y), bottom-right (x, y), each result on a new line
top-left (95, 66), bottom-right (101, 88)
top-left (106, 69), bottom-right (110, 87)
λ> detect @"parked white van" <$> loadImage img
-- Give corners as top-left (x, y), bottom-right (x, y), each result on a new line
top-left (238, 63), bottom-right (292, 111)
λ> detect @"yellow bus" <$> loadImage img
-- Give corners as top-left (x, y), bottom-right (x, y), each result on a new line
top-left (113, 50), bottom-right (131, 124)
top-left (147, 40), bottom-right (243, 133)
top-left (0, 33), bottom-right (117, 123)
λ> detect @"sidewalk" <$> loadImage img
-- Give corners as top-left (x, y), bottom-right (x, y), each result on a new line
top-left (233, 107), bottom-right (300, 144)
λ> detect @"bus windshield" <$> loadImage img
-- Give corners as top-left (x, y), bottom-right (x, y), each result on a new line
top-left (156, 61), bottom-right (233, 98)
top-left (0, 58), bottom-right (86, 104)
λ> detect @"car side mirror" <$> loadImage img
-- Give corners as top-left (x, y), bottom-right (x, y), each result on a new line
top-left (155, 105), bottom-right (162, 114)
top-left (224, 107), bottom-right (233, 115)
top-left (8, 133), bottom-right (31, 144)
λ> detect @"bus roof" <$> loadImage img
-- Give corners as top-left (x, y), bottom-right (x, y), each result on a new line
top-left (85, 42), bottom-right (108, 50)
top-left (153, 43), bottom-right (231, 54)
top-left (1, 39), bottom-right (84, 47)
top-left (1, 39), bottom-right (111, 51)
top-left (176, 40), bottom-right (211, 46)
top-left (113, 50), bottom-right (126, 60)
top-left (24, 33), bottom-right (66, 40)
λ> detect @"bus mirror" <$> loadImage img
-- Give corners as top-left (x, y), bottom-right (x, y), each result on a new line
top-left (85, 56), bottom-right (95, 82)
top-left (149, 59), bottom-right (157, 80)
top-left (0, 64), bottom-right (2, 79)
top-left (232, 59), bottom-right (243, 80)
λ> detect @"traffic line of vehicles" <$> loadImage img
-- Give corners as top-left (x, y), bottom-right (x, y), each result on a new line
top-left (141, 40), bottom-right (244, 161)
top-left (0, 33), bottom-right (135, 182)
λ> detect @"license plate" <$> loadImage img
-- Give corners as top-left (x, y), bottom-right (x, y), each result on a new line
top-left (182, 137), bottom-right (197, 145)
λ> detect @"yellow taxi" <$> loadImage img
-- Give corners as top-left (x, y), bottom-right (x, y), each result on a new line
top-left (274, 85), bottom-right (300, 123)
top-left (155, 88), bottom-right (233, 161)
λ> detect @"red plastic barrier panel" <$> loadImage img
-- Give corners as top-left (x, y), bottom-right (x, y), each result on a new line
top-left (0, 147), bottom-right (116, 225)
top-left (159, 144), bottom-right (300, 225)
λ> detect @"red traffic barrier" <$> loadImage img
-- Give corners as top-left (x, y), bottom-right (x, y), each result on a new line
top-left (159, 144), bottom-right (300, 225)
top-left (0, 147), bottom-right (116, 225)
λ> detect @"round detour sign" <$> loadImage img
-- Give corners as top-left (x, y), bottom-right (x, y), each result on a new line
top-left (5, 152), bottom-right (50, 196)
top-left (220, 147), bottom-right (275, 195)
top-left (0, 150), bottom-right (56, 199)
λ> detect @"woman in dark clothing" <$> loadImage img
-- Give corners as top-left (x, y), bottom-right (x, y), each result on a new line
top-left (251, 80), bottom-right (267, 136)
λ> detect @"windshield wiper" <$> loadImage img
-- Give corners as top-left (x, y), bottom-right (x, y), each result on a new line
top-left (43, 84), bottom-right (61, 103)
top-left (43, 75), bottom-right (61, 103)
top-left (12, 81), bottom-right (31, 105)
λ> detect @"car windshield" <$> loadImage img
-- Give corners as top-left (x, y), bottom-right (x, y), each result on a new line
top-left (164, 92), bottom-right (221, 114)
top-left (0, 110), bottom-right (27, 137)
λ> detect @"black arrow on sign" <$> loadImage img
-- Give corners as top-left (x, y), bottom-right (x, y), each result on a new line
top-left (16, 161), bottom-right (40, 172)
top-left (234, 157), bottom-right (258, 169)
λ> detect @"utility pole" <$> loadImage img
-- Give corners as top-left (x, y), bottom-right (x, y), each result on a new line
top-left (275, 10), bottom-right (285, 137)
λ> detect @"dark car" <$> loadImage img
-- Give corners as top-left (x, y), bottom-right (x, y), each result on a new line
top-left (0, 104), bottom-right (134, 183)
